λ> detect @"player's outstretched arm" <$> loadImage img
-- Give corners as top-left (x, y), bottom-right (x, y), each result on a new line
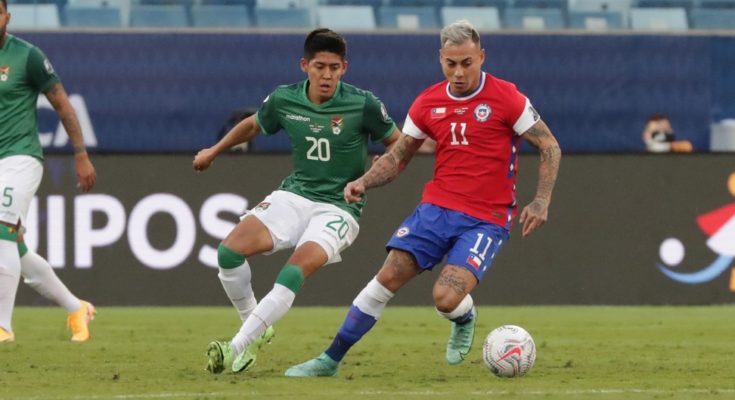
top-left (193, 114), bottom-right (261, 172)
top-left (45, 83), bottom-right (96, 193)
top-left (344, 133), bottom-right (423, 203)
top-left (519, 119), bottom-right (561, 237)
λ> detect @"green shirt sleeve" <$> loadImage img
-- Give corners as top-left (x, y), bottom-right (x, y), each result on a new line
top-left (26, 46), bottom-right (60, 93)
top-left (255, 89), bottom-right (282, 135)
top-left (363, 92), bottom-right (396, 143)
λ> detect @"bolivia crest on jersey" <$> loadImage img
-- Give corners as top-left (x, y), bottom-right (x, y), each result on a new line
top-left (331, 116), bottom-right (343, 135)
top-left (474, 103), bottom-right (491, 122)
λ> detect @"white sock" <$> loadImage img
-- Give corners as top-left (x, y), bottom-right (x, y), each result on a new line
top-left (230, 283), bottom-right (294, 355)
top-left (353, 277), bottom-right (394, 318)
top-left (21, 250), bottom-right (80, 312)
top-left (0, 240), bottom-right (21, 332)
top-left (218, 262), bottom-right (257, 323)
top-left (436, 294), bottom-right (474, 321)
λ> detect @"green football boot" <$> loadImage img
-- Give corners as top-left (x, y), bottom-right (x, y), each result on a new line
top-left (446, 307), bottom-right (476, 365)
top-left (284, 353), bottom-right (339, 377)
top-left (205, 325), bottom-right (275, 374)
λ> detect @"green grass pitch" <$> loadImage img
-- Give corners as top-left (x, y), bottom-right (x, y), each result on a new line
top-left (1, 306), bottom-right (734, 400)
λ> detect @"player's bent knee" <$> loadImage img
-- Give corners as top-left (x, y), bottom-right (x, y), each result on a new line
top-left (217, 244), bottom-right (245, 269)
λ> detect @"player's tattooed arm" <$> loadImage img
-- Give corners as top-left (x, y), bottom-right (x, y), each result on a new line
top-left (344, 134), bottom-right (423, 203)
top-left (361, 134), bottom-right (423, 189)
top-left (45, 83), bottom-right (86, 155)
top-left (519, 119), bottom-right (561, 237)
top-left (45, 83), bottom-right (96, 192)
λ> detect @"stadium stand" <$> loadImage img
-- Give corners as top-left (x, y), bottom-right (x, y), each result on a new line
top-left (568, 9), bottom-right (623, 29)
top-left (690, 7), bottom-right (735, 28)
top-left (440, 6), bottom-right (501, 30)
top-left (316, 5), bottom-right (376, 29)
top-left (7, 3), bottom-right (60, 28)
top-left (64, 5), bottom-right (123, 27)
top-left (129, 4), bottom-right (189, 27)
top-left (190, 4), bottom-right (251, 27)
top-left (630, 7), bottom-right (688, 30)
top-left (254, 6), bottom-right (313, 27)
top-left (67, 0), bottom-right (131, 26)
top-left (378, 6), bottom-right (439, 29)
top-left (504, 7), bottom-right (566, 29)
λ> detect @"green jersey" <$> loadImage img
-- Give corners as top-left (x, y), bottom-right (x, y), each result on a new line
top-left (256, 80), bottom-right (396, 219)
top-left (0, 34), bottom-right (60, 161)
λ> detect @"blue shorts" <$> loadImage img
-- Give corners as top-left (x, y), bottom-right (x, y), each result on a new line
top-left (386, 203), bottom-right (510, 282)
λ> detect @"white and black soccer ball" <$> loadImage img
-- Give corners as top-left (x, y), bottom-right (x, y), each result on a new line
top-left (482, 325), bottom-right (536, 377)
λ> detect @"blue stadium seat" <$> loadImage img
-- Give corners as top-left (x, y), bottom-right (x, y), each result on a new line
top-left (190, 5), bottom-right (251, 27)
top-left (569, 10), bottom-right (623, 29)
top-left (316, 5), bottom-right (376, 30)
top-left (130, 5), bottom-right (189, 27)
top-left (378, 6), bottom-right (439, 29)
top-left (440, 6), bottom-right (501, 30)
top-left (255, 0), bottom-right (319, 8)
top-left (569, 0), bottom-right (631, 26)
top-left (690, 8), bottom-right (735, 29)
top-left (698, 0), bottom-right (735, 8)
top-left (67, 0), bottom-right (131, 26)
top-left (254, 7), bottom-right (313, 28)
top-left (64, 6), bottom-right (123, 27)
top-left (6, 4), bottom-right (60, 28)
top-left (630, 7), bottom-right (688, 30)
top-left (451, 0), bottom-right (509, 14)
top-left (504, 7), bottom-right (565, 29)
top-left (633, 0), bottom-right (694, 12)
top-left (514, 0), bottom-right (568, 13)
top-left (323, 0), bottom-right (383, 6)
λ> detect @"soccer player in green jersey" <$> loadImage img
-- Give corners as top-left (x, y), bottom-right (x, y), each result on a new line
top-left (0, 0), bottom-right (97, 343)
top-left (193, 28), bottom-right (400, 374)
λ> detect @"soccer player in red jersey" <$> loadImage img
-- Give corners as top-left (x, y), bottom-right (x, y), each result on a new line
top-left (286, 20), bottom-right (561, 376)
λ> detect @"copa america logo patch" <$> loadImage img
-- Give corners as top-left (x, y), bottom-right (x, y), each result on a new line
top-left (474, 104), bottom-right (491, 122)
top-left (396, 227), bottom-right (410, 237)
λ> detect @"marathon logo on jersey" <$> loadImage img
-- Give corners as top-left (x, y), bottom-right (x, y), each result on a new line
top-left (431, 107), bottom-right (446, 119)
top-left (331, 116), bottom-right (343, 135)
top-left (0, 66), bottom-right (9, 82)
top-left (474, 104), bottom-right (491, 122)
top-left (454, 107), bottom-right (468, 115)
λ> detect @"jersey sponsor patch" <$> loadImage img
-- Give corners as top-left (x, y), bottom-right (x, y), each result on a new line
top-left (0, 66), bottom-right (9, 82)
top-left (380, 102), bottom-right (390, 122)
top-left (474, 103), bottom-right (491, 122)
top-left (43, 59), bottom-right (54, 74)
top-left (396, 226), bottom-right (410, 237)
top-left (529, 105), bottom-right (540, 122)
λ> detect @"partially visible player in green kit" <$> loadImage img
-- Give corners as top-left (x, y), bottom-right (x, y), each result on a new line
top-left (193, 28), bottom-right (401, 374)
top-left (0, 0), bottom-right (97, 343)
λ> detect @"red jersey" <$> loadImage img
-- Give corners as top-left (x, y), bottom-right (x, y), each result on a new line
top-left (403, 72), bottom-right (539, 229)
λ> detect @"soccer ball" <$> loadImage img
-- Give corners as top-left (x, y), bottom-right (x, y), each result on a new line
top-left (482, 325), bottom-right (536, 377)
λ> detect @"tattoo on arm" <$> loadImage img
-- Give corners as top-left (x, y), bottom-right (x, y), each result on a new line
top-left (360, 135), bottom-right (421, 189)
top-left (45, 83), bottom-right (86, 155)
top-left (523, 120), bottom-right (562, 205)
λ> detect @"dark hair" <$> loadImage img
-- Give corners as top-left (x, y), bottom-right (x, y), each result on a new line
top-left (645, 113), bottom-right (670, 124)
top-left (1, 0), bottom-right (6, 10)
top-left (304, 28), bottom-right (347, 61)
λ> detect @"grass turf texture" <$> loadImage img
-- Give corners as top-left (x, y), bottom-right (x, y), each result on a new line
top-left (1, 306), bottom-right (734, 400)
